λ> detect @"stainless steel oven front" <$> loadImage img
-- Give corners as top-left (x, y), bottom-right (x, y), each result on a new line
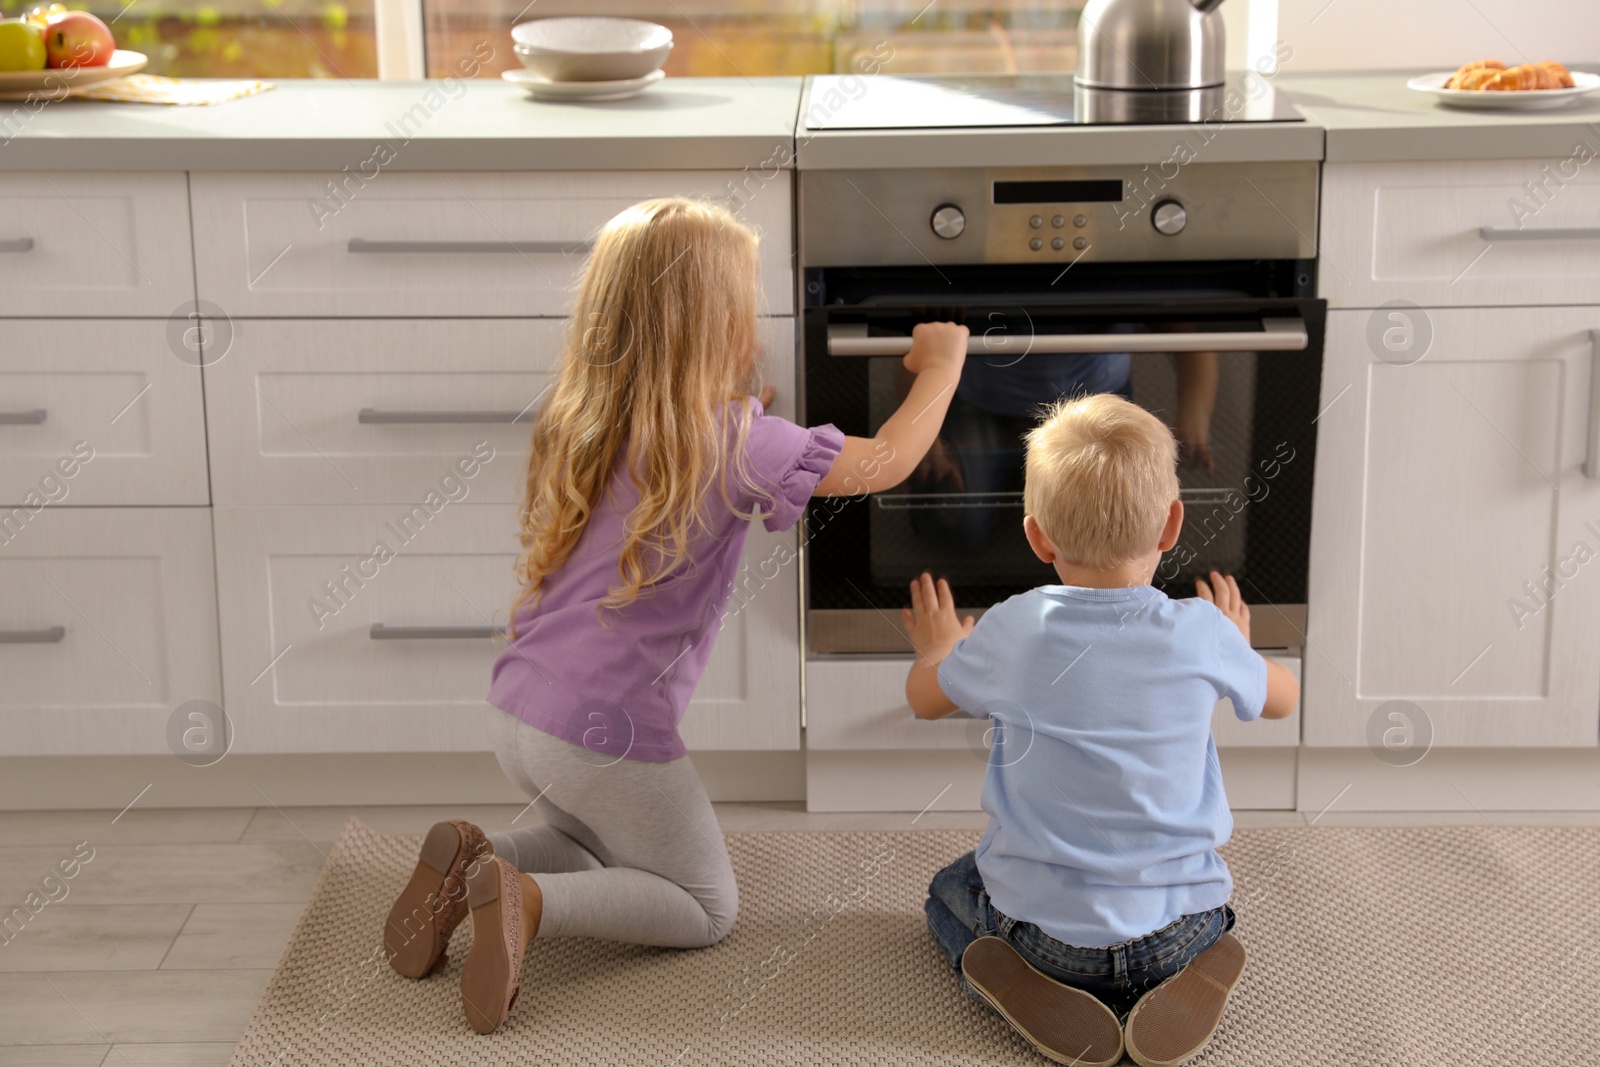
top-left (797, 162), bottom-right (1324, 654)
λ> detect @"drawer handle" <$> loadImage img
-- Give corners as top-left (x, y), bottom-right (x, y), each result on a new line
top-left (1587, 330), bottom-right (1600, 480)
top-left (370, 623), bottom-right (502, 640)
top-left (0, 626), bottom-right (66, 644)
top-left (1480, 226), bottom-right (1600, 242)
top-left (0, 409), bottom-right (46, 425)
top-left (0, 238), bottom-right (34, 253)
top-left (827, 317), bottom-right (1308, 357)
top-left (347, 238), bottom-right (593, 255)
top-left (359, 408), bottom-right (528, 425)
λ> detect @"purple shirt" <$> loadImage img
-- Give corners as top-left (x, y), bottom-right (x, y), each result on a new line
top-left (488, 402), bottom-right (844, 762)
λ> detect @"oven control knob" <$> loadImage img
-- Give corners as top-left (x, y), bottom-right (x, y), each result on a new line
top-left (1152, 200), bottom-right (1188, 236)
top-left (930, 204), bottom-right (966, 240)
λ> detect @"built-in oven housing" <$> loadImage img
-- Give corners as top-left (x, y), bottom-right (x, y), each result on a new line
top-left (796, 163), bottom-right (1324, 655)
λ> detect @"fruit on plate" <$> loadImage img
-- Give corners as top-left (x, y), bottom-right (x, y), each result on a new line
top-left (42, 9), bottom-right (114, 69)
top-left (1445, 58), bottom-right (1576, 91)
top-left (0, 17), bottom-right (47, 72)
top-left (24, 4), bottom-right (67, 29)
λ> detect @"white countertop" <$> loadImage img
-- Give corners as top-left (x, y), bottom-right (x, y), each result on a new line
top-left (2, 70), bottom-right (1596, 171)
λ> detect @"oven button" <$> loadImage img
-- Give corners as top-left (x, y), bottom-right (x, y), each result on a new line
top-left (1073, 236), bottom-right (1088, 250)
top-left (1029, 237), bottom-right (1044, 251)
top-left (1051, 237), bottom-right (1065, 251)
top-left (1029, 215), bottom-right (1044, 229)
top-left (930, 204), bottom-right (966, 240)
top-left (1074, 214), bottom-right (1088, 228)
top-left (1051, 215), bottom-right (1065, 228)
top-left (1152, 200), bottom-right (1188, 236)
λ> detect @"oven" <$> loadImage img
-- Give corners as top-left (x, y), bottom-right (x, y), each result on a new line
top-left (797, 161), bottom-right (1324, 655)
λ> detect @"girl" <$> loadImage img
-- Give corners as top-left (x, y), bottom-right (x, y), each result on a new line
top-left (381, 197), bottom-right (968, 1034)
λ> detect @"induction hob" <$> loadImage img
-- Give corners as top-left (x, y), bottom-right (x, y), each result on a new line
top-left (802, 73), bottom-right (1303, 130)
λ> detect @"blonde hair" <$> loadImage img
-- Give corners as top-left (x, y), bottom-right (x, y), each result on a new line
top-left (512, 198), bottom-right (763, 624)
top-left (1023, 394), bottom-right (1180, 569)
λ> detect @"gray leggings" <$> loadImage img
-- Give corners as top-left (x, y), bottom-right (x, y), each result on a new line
top-left (485, 711), bottom-right (739, 949)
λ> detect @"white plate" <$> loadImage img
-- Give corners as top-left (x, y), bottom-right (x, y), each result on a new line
top-left (502, 68), bottom-right (664, 102)
top-left (0, 50), bottom-right (148, 100)
top-left (1407, 70), bottom-right (1600, 110)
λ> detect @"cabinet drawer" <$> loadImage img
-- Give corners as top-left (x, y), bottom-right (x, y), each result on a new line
top-left (805, 654), bottom-right (1300, 750)
top-left (217, 503), bottom-right (801, 753)
top-left (1305, 307), bottom-right (1600, 748)
top-left (0, 508), bottom-right (221, 755)
top-left (1320, 159), bottom-right (1600, 309)
top-left (0, 320), bottom-right (209, 506)
top-left (0, 173), bottom-right (195, 318)
top-left (203, 317), bottom-right (798, 506)
top-left (191, 171), bottom-right (794, 318)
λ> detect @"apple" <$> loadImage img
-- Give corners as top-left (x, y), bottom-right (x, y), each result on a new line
top-left (42, 10), bottom-right (113, 69)
top-left (0, 18), bottom-right (47, 72)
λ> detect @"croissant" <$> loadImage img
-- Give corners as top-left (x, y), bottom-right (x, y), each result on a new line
top-left (1537, 60), bottom-right (1575, 88)
top-left (1483, 63), bottom-right (1549, 91)
top-left (1452, 66), bottom-right (1505, 90)
top-left (1445, 59), bottom-right (1504, 89)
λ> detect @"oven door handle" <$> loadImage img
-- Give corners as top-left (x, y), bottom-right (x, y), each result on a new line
top-left (826, 316), bottom-right (1309, 356)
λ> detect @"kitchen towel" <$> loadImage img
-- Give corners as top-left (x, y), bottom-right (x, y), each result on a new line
top-left (225, 819), bottom-right (1600, 1066)
top-left (70, 74), bottom-right (273, 105)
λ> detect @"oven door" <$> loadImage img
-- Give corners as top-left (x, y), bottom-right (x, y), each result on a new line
top-left (802, 294), bottom-right (1326, 654)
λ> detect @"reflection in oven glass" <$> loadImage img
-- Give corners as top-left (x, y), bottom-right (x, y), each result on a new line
top-left (867, 348), bottom-right (1258, 590)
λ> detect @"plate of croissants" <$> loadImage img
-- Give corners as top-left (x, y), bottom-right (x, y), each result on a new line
top-left (1408, 60), bottom-right (1599, 109)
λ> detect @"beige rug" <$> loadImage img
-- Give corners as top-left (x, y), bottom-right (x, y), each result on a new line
top-left (227, 820), bottom-right (1600, 1066)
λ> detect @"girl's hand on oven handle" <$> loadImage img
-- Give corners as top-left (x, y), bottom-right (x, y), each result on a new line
top-left (814, 322), bottom-right (968, 497)
top-left (902, 572), bottom-right (973, 721)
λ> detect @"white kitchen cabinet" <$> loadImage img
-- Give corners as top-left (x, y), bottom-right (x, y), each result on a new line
top-left (1305, 307), bottom-right (1600, 747)
top-left (0, 320), bottom-right (209, 506)
top-left (204, 318), bottom-right (562, 506)
top-left (215, 492), bottom-right (801, 752)
top-left (190, 171), bottom-right (794, 319)
top-left (204, 316), bottom-right (799, 506)
top-left (0, 172), bottom-right (195, 318)
top-left (0, 508), bottom-right (221, 756)
top-left (806, 654), bottom-right (1301, 751)
top-left (1319, 159), bottom-right (1600, 309)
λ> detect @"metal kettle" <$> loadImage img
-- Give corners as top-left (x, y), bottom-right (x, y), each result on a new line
top-left (1075, 0), bottom-right (1226, 91)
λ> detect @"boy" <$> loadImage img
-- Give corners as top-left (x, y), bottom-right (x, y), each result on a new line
top-left (903, 394), bottom-right (1298, 1067)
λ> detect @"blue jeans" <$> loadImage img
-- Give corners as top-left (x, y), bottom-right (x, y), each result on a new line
top-left (925, 851), bottom-right (1236, 1019)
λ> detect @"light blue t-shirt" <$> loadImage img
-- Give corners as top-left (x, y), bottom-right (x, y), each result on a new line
top-left (937, 584), bottom-right (1268, 949)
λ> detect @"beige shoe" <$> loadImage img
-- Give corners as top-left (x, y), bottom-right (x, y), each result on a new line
top-left (962, 936), bottom-right (1124, 1067)
top-left (383, 820), bottom-right (492, 979)
top-left (1124, 932), bottom-right (1247, 1067)
top-left (460, 855), bottom-right (540, 1034)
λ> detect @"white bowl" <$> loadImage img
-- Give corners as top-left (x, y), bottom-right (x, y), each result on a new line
top-left (510, 17), bottom-right (673, 83)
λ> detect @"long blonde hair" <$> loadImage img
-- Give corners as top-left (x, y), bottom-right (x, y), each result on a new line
top-left (512, 197), bottom-right (764, 623)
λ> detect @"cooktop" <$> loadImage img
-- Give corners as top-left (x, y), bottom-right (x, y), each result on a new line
top-left (802, 73), bottom-right (1304, 130)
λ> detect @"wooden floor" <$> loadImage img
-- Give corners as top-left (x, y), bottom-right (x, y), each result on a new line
top-left (4, 802), bottom-right (1599, 1064)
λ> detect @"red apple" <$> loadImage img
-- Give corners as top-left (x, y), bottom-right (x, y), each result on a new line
top-left (42, 10), bottom-right (113, 69)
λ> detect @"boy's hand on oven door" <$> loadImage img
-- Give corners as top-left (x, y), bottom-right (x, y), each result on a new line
top-left (902, 572), bottom-right (976, 665)
top-left (1196, 570), bottom-right (1251, 643)
top-left (903, 322), bottom-right (968, 379)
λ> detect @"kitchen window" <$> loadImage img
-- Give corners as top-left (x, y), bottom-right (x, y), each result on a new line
top-left (0, 0), bottom-right (379, 78)
top-left (424, 1), bottom-right (1086, 80)
top-left (0, 0), bottom-right (1082, 80)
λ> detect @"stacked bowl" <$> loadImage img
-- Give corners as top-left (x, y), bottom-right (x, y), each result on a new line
top-left (503, 17), bottom-right (674, 102)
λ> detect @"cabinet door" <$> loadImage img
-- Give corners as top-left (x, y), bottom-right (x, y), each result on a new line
top-left (203, 319), bottom-right (562, 506)
top-left (191, 171), bottom-right (794, 318)
top-left (679, 317), bottom-right (801, 751)
top-left (1306, 307), bottom-right (1600, 747)
top-left (0, 320), bottom-right (209, 506)
top-left (0, 172), bottom-right (195, 318)
top-left (0, 508), bottom-right (221, 755)
top-left (217, 317), bottom-right (801, 754)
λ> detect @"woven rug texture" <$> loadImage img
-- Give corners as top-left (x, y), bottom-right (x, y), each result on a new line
top-left (226, 820), bottom-right (1600, 1066)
